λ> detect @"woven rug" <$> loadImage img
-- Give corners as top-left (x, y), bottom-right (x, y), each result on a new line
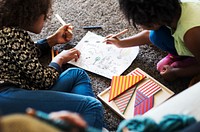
top-left (31, 0), bottom-right (191, 130)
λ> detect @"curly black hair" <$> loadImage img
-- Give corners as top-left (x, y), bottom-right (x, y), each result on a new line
top-left (118, 0), bottom-right (181, 28)
top-left (0, 0), bottom-right (52, 29)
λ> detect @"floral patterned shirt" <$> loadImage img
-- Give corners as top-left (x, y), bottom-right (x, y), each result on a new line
top-left (0, 27), bottom-right (60, 90)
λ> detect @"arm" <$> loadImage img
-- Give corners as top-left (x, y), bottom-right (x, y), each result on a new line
top-left (26, 108), bottom-right (87, 131)
top-left (49, 111), bottom-right (87, 129)
top-left (47, 24), bottom-right (73, 47)
top-left (36, 24), bottom-right (78, 68)
top-left (35, 39), bottom-right (80, 71)
top-left (9, 30), bottom-right (59, 89)
top-left (184, 27), bottom-right (200, 64)
top-left (35, 39), bottom-right (51, 56)
top-left (179, 27), bottom-right (200, 76)
top-left (104, 30), bottom-right (151, 48)
top-left (51, 48), bottom-right (81, 68)
top-left (35, 24), bottom-right (73, 56)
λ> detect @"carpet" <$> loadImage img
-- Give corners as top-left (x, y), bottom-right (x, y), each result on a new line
top-left (31, 0), bottom-right (191, 131)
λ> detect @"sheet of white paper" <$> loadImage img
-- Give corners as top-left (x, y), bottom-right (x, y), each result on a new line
top-left (68, 31), bottom-right (139, 79)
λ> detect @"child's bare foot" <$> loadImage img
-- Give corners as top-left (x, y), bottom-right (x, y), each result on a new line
top-left (160, 65), bottom-right (177, 82)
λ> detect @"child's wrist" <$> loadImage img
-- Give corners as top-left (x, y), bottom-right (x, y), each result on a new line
top-left (47, 35), bottom-right (57, 47)
top-left (51, 56), bottom-right (64, 67)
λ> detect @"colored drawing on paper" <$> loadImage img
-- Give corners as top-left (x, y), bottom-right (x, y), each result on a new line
top-left (68, 31), bottom-right (139, 79)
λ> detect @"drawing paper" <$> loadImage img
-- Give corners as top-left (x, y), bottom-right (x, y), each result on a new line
top-left (68, 31), bottom-right (139, 79)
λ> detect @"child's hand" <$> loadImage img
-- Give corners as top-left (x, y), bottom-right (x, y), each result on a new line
top-left (104, 29), bottom-right (128, 47)
top-left (54, 23), bottom-right (73, 44)
top-left (104, 35), bottom-right (121, 47)
top-left (49, 111), bottom-right (87, 129)
top-left (47, 24), bottom-right (73, 47)
top-left (53, 48), bottom-right (81, 65)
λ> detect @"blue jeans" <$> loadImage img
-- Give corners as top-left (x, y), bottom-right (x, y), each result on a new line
top-left (0, 68), bottom-right (104, 129)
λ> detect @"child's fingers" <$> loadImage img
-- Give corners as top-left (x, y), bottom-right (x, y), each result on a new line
top-left (62, 23), bottom-right (73, 34)
top-left (62, 30), bottom-right (73, 41)
top-left (70, 51), bottom-right (80, 62)
top-left (104, 40), bottom-right (113, 44)
top-left (69, 48), bottom-right (81, 58)
top-left (160, 65), bottom-right (171, 74)
top-left (68, 25), bottom-right (74, 31)
top-left (104, 37), bottom-right (118, 44)
top-left (49, 111), bottom-right (87, 128)
top-left (65, 23), bottom-right (72, 27)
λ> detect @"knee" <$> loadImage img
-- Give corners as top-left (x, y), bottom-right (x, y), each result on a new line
top-left (62, 68), bottom-right (90, 81)
top-left (84, 97), bottom-right (104, 128)
top-left (67, 68), bottom-right (88, 76)
top-left (149, 26), bottom-right (174, 53)
top-left (149, 30), bottom-right (158, 44)
top-left (88, 97), bottom-right (103, 108)
top-left (86, 97), bottom-right (104, 113)
top-left (149, 29), bottom-right (164, 45)
top-left (67, 67), bottom-right (85, 73)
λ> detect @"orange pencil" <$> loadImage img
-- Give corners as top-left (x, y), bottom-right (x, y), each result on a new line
top-left (55, 49), bottom-right (59, 56)
top-left (51, 47), bottom-right (54, 60)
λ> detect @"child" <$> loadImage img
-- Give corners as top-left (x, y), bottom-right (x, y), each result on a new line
top-left (0, 0), bottom-right (103, 129)
top-left (1, 109), bottom-right (87, 132)
top-left (104, 0), bottom-right (200, 83)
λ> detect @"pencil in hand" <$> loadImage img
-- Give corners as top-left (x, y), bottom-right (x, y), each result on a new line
top-left (103, 29), bottom-right (128, 43)
top-left (112, 29), bottom-right (128, 38)
top-left (55, 14), bottom-right (73, 34)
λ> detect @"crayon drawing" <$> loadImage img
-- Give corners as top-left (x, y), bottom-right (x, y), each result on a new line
top-left (68, 31), bottom-right (139, 79)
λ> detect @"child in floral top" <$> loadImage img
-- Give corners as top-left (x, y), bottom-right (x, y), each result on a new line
top-left (0, 0), bottom-right (103, 129)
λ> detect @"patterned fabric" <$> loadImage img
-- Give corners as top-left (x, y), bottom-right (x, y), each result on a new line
top-left (0, 27), bottom-right (59, 90)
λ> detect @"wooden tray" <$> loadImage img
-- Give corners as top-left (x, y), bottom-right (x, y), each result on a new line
top-left (97, 68), bottom-right (174, 119)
